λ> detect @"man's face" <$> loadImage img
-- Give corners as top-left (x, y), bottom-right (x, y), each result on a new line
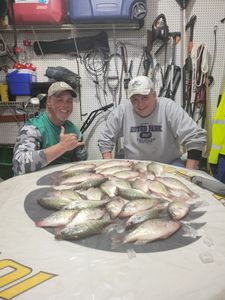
top-left (47, 90), bottom-right (74, 126)
top-left (130, 89), bottom-right (156, 117)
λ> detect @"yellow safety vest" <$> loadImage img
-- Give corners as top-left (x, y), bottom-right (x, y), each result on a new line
top-left (208, 92), bottom-right (225, 164)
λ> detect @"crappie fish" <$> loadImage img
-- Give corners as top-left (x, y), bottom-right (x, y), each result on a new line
top-left (119, 199), bottom-right (159, 218)
top-left (157, 177), bottom-right (198, 198)
top-left (132, 162), bottom-right (148, 172)
top-left (95, 160), bottom-right (132, 172)
top-left (62, 163), bottom-right (96, 174)
top-left (97, 166), bottom-right (132, 176)
top-left (112, 170), bottom-right (139, 180)
top-left (64, 199), bottom-right (109, 210)
top-left (35, 209), bottom-right (77, 227)
top-left (131, 178), bottom-right (149, 193)
top-left (51, 184), bottom-right (79, 191)
top-left (86, 187), bottom-right (105, 200)
top-left (60, 172), bottom-right (96, 185)
top-left (100, 180), bottom-right (118, 197)
top-left (148, 180), bottom-right (170, 198)
top-left (168, 200), bottom-right (190, 220)
top-left (60, 208), bottom-right (106, 228)
top-left (109, 177), bottom-right (131, 190)
top-left (125, 207), bottom-right (161, 228)
top-left (37, 197), bottom-right (74, 210)
top-left (117, 188), bottom-right (151, 200)
top-left (55, 219), bottom-right (112, 240)
top-left (106, 196), bottom-right (128, 219)
top-left (113, 218), bottom-right (181, 245)
top-left (72, 175), bottom-right (107, 190)
top-left (50, 189), bottom-right (84, 201)
top-left (147, 162), bottom-right (165, 177)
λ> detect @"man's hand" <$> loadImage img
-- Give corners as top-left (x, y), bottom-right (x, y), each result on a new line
top-left (44, 126), bottom-right (85, 164)
top-left (59, 126), bottom-right (84, 152)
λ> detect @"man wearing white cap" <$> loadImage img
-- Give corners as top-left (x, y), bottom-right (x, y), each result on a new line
top-left (98, 75), bottom-right (206, 169)
top-left (13, 81), bottom-right (87, 175)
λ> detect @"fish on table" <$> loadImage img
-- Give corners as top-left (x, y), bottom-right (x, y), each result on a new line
top-left (35, 159), bottom-right (200, 246)
top-left (112, 218), bottom-right (181, 247)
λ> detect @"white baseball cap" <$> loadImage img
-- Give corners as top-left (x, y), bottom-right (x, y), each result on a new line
top-left (48, 81), bottom-right (76, 97)
top-left (128, 76), bottom-right (154, 99)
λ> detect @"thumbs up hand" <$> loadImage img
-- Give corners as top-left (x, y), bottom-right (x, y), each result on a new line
top-left (59, 126), bottom-right (85, 152)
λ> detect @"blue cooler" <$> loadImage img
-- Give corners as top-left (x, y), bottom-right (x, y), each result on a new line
top-left (7, 69), bottom-right (37, 96)
top-left (68, 0), bottom-right (147, 23)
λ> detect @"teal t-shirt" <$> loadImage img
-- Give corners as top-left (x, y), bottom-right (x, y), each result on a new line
top-left (26, 112), bottom-right (81, 164)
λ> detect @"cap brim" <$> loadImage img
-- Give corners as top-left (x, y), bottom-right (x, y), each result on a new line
top-left (128, 88), bottom-right (150, 99)
top-left (53, 89), bottom-right (77, 98)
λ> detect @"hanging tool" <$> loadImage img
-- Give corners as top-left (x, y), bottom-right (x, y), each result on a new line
top-left (120, 43), bottom-right (130, 97)
top-left (9, 0), bottom-right (19, 58)
top-left (83, 48), bottom-right (109, 109)
top-left (175, 0), bottom-right (192, 109)
top-left (151, 14), bottom-right (170, 76)
top-left (175, 0), bottom-right (191, 9)
top-left (0, 34), bottom-right (17, 63)
top-left (208, 25), bottom-right (218, 87)
top-left (80, 103), bottom-right (113, 134)
top-left (105, 53), bottom-right (123, 107)
top-left (143, 47), bottom-right (154, 77)
top-left (190, 43), bottom-right (208, 125)
top-left (183, 14), bottom-right (197, 112)
top-left (159, 32), bottom-right (181, 100)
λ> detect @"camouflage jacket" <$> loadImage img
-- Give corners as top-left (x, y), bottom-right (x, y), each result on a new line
top-left (12, 125), bottom-right (87, 176)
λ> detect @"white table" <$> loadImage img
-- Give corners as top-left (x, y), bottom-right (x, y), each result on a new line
top-left (1, 162), bottom-right (225, 300)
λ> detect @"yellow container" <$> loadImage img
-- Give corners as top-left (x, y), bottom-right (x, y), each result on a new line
top-left (0, 83), bottom-right (9, 102)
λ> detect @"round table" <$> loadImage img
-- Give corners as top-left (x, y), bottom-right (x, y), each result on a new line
top-left (1, 161), bottom-right (225, 300)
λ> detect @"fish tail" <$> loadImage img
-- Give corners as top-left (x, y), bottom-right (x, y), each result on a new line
top-left (35, 220), bottom-right (45, 227)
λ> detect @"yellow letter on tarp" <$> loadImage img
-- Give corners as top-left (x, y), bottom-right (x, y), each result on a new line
top-left (0, 259), bottom-right (56, 300)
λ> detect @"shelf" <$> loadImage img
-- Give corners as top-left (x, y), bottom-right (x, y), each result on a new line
top-left (0, 22), bottom-right (143, 32)
top-left (0, 101), bottom-right (39, 123)
top-left (0, 114), bottom-right (36, 123)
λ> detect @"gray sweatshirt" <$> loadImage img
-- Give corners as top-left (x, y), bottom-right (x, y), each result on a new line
top-left (98, 97), bottom-right (207, 163)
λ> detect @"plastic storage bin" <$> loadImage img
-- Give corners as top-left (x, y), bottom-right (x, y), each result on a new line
top-left (68, 0), bottom-right (146, 23)
top-left (0, 145), bottom-right (14, 180)
top-left (7, 69), bottom-right (37, 96)
top-left (13, 0), bottom-right (67, 25)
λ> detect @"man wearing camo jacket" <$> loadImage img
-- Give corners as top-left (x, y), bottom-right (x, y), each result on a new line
top-left (13, 81), bottom-right (87, 175)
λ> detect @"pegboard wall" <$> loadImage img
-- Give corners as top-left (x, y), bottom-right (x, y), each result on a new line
top-left (0, 0), bottom-right (224, 159)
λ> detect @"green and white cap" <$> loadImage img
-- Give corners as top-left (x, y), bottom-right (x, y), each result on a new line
top-left (128, 76), bottom-right (154, 99)
top-left (48, 81), bottom-right (76, 97)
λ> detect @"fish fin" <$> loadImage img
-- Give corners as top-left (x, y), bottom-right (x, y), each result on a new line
top-left (54, 224), bottom-right (66, 237)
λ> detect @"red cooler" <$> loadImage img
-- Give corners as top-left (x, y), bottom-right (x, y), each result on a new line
top-left (13, 0), bottom-right (67, 25)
